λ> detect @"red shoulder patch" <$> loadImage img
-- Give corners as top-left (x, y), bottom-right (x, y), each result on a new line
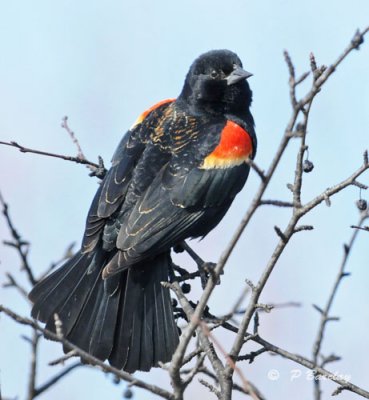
top-left (131, 98), bottom-right (175, 128)
top-left (201, 120), bottom-right (253, 169)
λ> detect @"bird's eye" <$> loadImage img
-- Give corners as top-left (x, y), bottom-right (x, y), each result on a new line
top-left (210, 70), bottom-right (218, 79)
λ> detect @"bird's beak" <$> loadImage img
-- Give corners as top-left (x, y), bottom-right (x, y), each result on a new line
top-left (226, 67), bottom-right (253, 85)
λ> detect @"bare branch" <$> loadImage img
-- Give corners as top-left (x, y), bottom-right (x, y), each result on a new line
top-left (3, 272), bottom-right (29, 299)
top-left (0, 305), bottom-right (174, 400)
top-left (254, 335), bottom-right (369, 399)
top-left (216, 318), bottom-right (369, 399)
top-left (61, 116), bottom-right (86, 159)
top-left (0, 141), bottom-right (106, 177)
top-left (49, 350), bottom-right (79, 366)
top-left (259, 199), bottom-right (294, 208)
top-left (198, 378), bottom-right (221, 398)
top-left (312, 212), bottom-right (369, 399)
top-left (246, 159), bottom-right (266, 182)
top-left (219, 28), bottom-right (369, 396)
top-left (300, 27), bottom-right (369, 106)
top-left (34, 362), bottom-right (82, 398)
top-left (199, 321), bottom-right (261, 400)
top-left (351, 225), bottom-right (369, 232)
top-left (0, 191), bottom-right (36, 286)
top-left (300, 155), bottom-right (369, 216)
top-left (237, 348), bottom-right (267, 363)
top-left (26, 330), bottom-right (39, 400)
top-left (293, 225), bottom-right (314, 233)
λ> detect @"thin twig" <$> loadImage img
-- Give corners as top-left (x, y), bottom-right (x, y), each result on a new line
top-left (312, 212), bottom-right (369, 399)
top-left (0, 305), bottom-right (174, 400)
top-left (351, 224), bottom-right (369, 232)
top-left (167, 281), bottom-right (230, 398)
top-left (49, 350), bottom-right (79, 366)
top-left (259, 199), bottom-right (294, 208)
top-left (26, 330), bottom-right (39, 400)
top-left (199, 367), bottom-right (266, 400)
top-left (216, 319), bottom-right (369, 399)
top-left (224, 154), bottom-right (369, 384)
top-left (199, 321), bottom-right (260, 400)
top-left (254, 334), bottom-right (369, 399)
top-left (0, 141), bottom-right (106, 176)
top-left (0, 191), bottom-right (36, 285)
top-left (246, 159), bottom-right (266, 182)
top-left (61, 116), bottom-right (86, 159)
top-left (3, 273), bottom-right (29, 299)
top-left (34, 362), bottom-right (82, 397)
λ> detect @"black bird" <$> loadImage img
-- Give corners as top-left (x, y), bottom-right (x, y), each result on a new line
top-left (29, 49), bottom-right (257, 373)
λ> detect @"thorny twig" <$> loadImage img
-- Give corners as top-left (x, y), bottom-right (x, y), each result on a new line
top-left (211, 318), bottom-right (369, 399)
top-left (0, 191), bottom-right (36, 285)
top-left (0, 141), bottom-right (107, 178)
top-left (61, 116), bottom-right (86, 159)
top-left (312, 211), bottom-right (369, 400)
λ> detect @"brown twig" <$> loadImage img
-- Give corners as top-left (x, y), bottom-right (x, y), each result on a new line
top-left (3, 272), bottom-right (29, 299)
top-left (198, 367), bottom-right (266, 400)
top-left (167, 281), bottom-right (230, 398)
top-left (246, 159), bottom-right (266, 182)
top-left (214, 319), bottom-right (369, 399)
top-left (254, 334), bottom-right (369, 399)
top-left (61, 116), bottom-right (86, 159)
top-left (0, 141), bottom-right (106, 177)
top-left (312, 212), bottom-right (369, 399)
top-left (259, 199), bottom-right (294, 208)
top-left (26, 330), bottom-right (39, 400)
top-left (200, 321), bottom-right (261, 400)
top-left (0, 191), bottom-right (36, 286)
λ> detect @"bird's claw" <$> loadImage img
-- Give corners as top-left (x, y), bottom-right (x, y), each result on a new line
top-left (199, 262), bottom-right (220, 288)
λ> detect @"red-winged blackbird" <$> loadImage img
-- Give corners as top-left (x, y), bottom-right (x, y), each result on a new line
top-left (29, 49), bottom-right (257, 373)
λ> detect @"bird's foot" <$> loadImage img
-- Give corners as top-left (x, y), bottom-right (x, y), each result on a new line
top-left (199, 262), bottom-right (221, 289)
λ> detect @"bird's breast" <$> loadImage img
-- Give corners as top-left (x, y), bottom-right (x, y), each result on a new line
top-left (200, 120), bottom-right (253, 169)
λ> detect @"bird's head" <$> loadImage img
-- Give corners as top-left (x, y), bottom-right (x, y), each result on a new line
top-left (179, 50), bottom-right (253, 116)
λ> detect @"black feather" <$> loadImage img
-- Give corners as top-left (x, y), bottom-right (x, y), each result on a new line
top-left (29, 50), bottom-right (256, 374)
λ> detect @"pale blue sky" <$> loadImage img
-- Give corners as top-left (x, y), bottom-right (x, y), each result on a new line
top-left (1, 1), bottom-right (369, 399)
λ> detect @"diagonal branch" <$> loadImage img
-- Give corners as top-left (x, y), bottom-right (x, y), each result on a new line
top-left (0, 191), bottom-right (36, 286)
top-left (34, 362), bottom-right (82, 397)
top-left (214, 318), bottom-right (369, 399)
top-left (0, 140), bottom-right (106, 177)
top-left (312, 211), bottom-right (369, 399)
top-left (0, 305), bottom-right (174, 400)
top-left (224, 155), bottom-right (369, 383)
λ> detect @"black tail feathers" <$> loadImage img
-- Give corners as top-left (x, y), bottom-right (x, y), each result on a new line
top-left (29, 249), bottom-right (179, 373)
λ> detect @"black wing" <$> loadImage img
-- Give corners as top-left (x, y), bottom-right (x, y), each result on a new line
top-left (81, 100), bottom-right (174, 253)
top-left (102, 116), bottom-right (252, 277)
